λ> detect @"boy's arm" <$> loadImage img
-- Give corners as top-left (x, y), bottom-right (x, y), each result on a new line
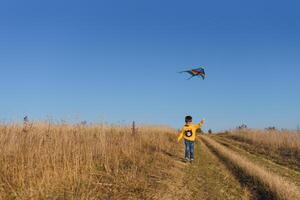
top-left (177, 128), bottom-right (184, 142)
top-left (194, 119), bottom-right (205, 129)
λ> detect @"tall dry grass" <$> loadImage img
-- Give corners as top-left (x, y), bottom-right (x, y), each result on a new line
top-left (228, 130), bottom-right (300, 152)
top-left (0, 123), bottom-right (178, 199)
top-left (201, 135), bottom-right (300, 200)
top-left (225, 130), bottom-right (300, 167)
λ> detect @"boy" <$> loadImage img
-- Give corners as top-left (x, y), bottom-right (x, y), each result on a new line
top-left (178, 116), bottom-right (205, 162)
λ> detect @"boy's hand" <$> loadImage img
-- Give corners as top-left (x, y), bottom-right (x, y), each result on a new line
top-left (200, 119), bottom-right (205, 124)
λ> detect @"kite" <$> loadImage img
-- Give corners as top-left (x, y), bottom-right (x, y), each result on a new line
top-left (180, 67), bottom-right (206, 80)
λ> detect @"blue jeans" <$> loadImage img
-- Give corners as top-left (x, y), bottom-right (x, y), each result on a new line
top-left (184, 140), bottom-right (195, 160)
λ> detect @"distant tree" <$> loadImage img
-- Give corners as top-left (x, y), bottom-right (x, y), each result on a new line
top-left (80, 121), bottom-right (88, 126)
top-left (208, 129), bottom-right (212, 134)
top-left (24, 116), bottom-right (29, 123)
top-left (237, 124), bottom-right (247, 130)
top-left (265, 126), bottom-right (276, 131)
top-left (196, 128), bottom-right (203, 134)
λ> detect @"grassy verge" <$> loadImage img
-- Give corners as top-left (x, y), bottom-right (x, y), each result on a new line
top-left (201, 135), bottom-right (300, 200)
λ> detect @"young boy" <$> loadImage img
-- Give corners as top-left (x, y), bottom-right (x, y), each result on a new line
top-left (178, 116), bottom-right (205, 162)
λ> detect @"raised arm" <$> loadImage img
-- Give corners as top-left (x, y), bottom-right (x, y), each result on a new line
top-left (194, 119), bottom-right (205, 129)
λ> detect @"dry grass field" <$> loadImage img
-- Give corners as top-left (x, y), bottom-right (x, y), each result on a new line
top-left (221, 130), bottom-right (300, 170)
top-left (0, 124), bottom-right (299, 200)
top-left (0, 123), bottom-right (178, 199)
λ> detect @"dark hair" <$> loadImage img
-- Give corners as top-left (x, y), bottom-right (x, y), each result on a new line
top-left (185, 116), bottom-right (192, 123)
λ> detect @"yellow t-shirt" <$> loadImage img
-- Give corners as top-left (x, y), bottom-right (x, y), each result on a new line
top-left (178, 120), bottom-right (205, 142)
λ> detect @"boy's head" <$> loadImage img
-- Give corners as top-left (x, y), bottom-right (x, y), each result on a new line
top-left (185, 116), bottom-right (193, 124)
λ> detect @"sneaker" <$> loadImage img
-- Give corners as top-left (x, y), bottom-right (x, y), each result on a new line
top-left (185, 158), bottom-right (190, 162)
top-left (190, 158), bottom-right (194, 162)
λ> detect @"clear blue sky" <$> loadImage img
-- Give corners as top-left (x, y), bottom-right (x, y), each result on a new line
top-left (0, 0), bottom-right (299, 130)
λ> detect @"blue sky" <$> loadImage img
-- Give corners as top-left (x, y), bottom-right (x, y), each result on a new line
top-left (0, 0), bottom-right (299, 130)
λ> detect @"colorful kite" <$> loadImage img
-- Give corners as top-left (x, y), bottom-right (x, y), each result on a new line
top-left (180, 67), bottom-right (206, 80)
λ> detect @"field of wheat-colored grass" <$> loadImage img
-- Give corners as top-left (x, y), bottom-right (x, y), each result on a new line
top-left (227, 130), bottom-right (300, 152)
top-left (224, 130), bottom-right (300, 168)
top-left (0, 123), bottom-right (178, 199)
top-left (201, 135), bottom-right (300, 200)
top-left (2, 122), bottom-right (299, 200)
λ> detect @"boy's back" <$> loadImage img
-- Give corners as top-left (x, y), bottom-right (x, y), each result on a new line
top-left (180, 124), bottom-right (200, 141)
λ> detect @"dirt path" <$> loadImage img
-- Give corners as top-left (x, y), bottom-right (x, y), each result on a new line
top-left (155, 139), bottom-right (249, 200)
top-left (183, 140), bottom-right (249, 200)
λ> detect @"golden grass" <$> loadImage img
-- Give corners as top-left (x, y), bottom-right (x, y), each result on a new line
top-left (0, 123), bottom-right (178, 199)
top-left (228, 129), bottom-right (300, 153)
top-left (201, 135), bottom-right (300, 200)
top-left (225, 130), bottom-right (300, 169)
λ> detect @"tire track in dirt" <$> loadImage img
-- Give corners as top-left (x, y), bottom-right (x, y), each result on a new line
top-left (184, 139), bottom-right (249, 200)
